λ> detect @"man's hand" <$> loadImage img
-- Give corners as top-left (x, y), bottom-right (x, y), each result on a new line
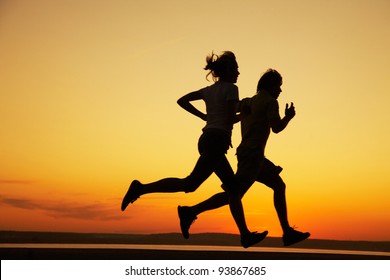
top-left (272, 102), bottom-right (296, 134)
top-left (285, 102), bottom-right (296, 119)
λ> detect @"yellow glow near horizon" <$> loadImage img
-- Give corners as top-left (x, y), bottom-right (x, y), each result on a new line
top-left (1, 0), bottom-right (389, 241)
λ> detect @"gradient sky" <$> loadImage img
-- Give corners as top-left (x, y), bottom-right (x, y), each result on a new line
top-left (1, 0), bottom-right (389, 241)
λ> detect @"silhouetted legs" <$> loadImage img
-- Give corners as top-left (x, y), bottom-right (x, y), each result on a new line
top-left (122, 129), bottom-right (262, 245)
top-left (136, 152), bottom-right (253, 237)
top-left (179, 158), bottom-right (310, 243)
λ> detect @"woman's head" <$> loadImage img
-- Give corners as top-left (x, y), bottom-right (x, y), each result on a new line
top-left (204, 51), bottom-right (239, 83)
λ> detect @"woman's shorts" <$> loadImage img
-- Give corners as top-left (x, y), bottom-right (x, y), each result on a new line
top-left (198, 128), bottom-right (231, 155)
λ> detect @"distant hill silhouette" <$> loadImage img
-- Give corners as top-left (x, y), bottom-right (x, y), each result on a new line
top-left (1, 231), bottom-right (389, 253)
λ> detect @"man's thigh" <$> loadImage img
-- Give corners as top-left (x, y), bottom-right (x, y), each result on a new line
top-left (235, 147), bottom-right (263, 194)
top-left (257, 158), bottom-right (283, 187)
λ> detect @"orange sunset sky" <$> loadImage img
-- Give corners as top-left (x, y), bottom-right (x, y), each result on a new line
top-left (1, 0), bottom-right (389, 241)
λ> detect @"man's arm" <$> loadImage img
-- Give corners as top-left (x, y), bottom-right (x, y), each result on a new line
top-left (271, 102), bottom-right (296, 133)
top-left (177, 90), bottom-right (207, 121)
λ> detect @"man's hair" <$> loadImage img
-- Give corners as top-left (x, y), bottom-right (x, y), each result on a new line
top-left (256, 69), bottom-right (282, 92)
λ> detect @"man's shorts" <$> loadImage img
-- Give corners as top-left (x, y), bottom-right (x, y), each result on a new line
top-left (236, 146), bottom-right (283, 185)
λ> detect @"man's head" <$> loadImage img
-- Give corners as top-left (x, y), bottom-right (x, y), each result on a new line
top-left (257, 69), bottom-right (283, 99)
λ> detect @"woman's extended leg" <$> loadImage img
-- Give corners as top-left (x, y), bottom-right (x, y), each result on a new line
top-left (121, 144), bottom-right (222, 211)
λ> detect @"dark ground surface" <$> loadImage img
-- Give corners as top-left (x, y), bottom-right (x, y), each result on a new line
top-left (1, 231), bottom-right (389, 260)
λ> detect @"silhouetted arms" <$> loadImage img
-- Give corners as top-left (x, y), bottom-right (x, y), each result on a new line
top-left (177, 90), bottom-right (207, 121)
top-left (271, 102), bottom-right (295, 133)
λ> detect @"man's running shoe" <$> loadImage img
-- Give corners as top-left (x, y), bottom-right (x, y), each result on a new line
top-left (283, 228), bottom-right (310, 246)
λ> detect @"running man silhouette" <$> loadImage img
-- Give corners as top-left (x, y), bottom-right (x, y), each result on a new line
top-left (177, 69), bottom-right (310, 246)
top-left (121, 51), bottom-right (267, 248)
